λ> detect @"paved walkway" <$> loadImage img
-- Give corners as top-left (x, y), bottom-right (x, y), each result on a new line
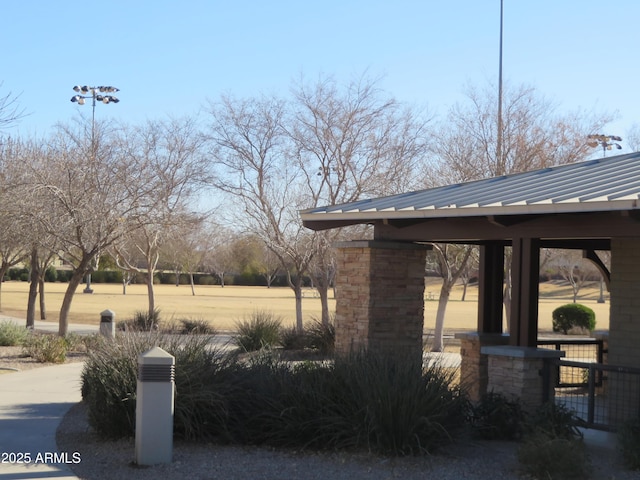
top-left (0, 362), bottom-right (84, 479)
top-left (0, 317), bottom-right (94, 479)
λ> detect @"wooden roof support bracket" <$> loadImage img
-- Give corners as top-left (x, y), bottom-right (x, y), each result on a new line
top-left (583, 249), bottom-right (611, 290)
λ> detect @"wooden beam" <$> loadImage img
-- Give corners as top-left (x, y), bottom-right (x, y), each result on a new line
top-left (477, 243), bottom-right (505, 333)
top-left (510, 237), bottom-right (540, 347)
top-left (583, 249), bottom-right (611, 290)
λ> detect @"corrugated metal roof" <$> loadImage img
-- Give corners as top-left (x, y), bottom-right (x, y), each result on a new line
top-left (301, 152), bottom-right (640, 224)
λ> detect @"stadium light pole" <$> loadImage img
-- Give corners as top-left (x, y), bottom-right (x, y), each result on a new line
top-left (496, 0), bottom-right (504, 175)
top-left (70, 85), bottom-right (120, 293)
top-left (587, 134), bottom-right (622, 158)
top-left (587, 134), bottom-right (621, 303)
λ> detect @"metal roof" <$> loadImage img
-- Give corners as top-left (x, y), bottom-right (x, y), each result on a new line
top-left (301, 152), bottom-right (640, 226)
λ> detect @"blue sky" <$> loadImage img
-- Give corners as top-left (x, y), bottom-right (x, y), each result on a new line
top-left (3, 0), bottom-right (639, 150)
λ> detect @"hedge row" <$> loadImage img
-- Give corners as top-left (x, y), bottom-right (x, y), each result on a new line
top-left (3, 267), bottom-right (300, 287)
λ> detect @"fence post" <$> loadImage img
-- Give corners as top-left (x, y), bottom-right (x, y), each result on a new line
top-left (135, 347), bottom-right (175, 466)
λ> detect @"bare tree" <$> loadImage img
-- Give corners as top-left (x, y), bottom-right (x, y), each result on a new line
top-left (289, 74), bottom-right (432, 324)
top-left (551, 249), bottom-right (599, 303)
top-left (428, 81), bottom-right (614, 342)
top-left (431, 82), bottom-right (614, 184)
top-left (20, 120), bottom-right (147, 335)
top-left (627, 123), bottom-right (640, 152)
top-left (257, 241), bottom-right (281, 288)
top-left (429, 244), bottom-right (474, 352)
top-left (0, 82), bottom-right (26, 133)
top-left (206, 94), bottom-right (316, 331)
top-left (0, 138), bottom-right (29, 310)
top-left (111, 118), bottom-right (209, 315)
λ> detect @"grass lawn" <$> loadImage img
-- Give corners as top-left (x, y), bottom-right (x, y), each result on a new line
top-left (0, 279), bottom-right (611, 333)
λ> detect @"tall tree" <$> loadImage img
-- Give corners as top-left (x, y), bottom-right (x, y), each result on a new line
top-left (0, 138), bottom-right (29, 310)
top-left (428, 81), bottom-right (614, 344)
top-left (206, 94), bottom-right (315, 331)
top-left (111, 118), bottom-right (209, 315)
top-left (431, 82), bottom-right (614, 184)
top-left (289, 75), bottom-right (432, 324)
top-left (21, 120), bottom-right (146, 335)
top-left (0, 82), bottom-right (26, 133)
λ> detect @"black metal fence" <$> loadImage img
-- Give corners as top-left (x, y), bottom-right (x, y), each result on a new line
top-left (538, 338), bottom-right (640, 431)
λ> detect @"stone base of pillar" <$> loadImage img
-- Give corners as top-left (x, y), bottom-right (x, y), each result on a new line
top-left (481, 346), bottom-right (565, 412)
top-left (456, 332), bottom-right (509, 403)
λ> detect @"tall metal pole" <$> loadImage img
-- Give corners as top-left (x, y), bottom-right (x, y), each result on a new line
top-left (496, 0), bottom-right (504, 176)
top-left (70, 85), bottom-right (120, 293)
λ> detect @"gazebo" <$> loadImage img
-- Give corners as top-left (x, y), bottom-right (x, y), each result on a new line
top-left (301, 152), bottom-right (640, 422)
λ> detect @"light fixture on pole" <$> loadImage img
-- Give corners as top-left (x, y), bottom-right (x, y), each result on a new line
top-left (70, 85), bottom-right (120, 293)
top-left (587, 134), bottom-right (622, 157)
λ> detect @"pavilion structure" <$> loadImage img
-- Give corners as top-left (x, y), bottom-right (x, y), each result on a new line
top-left (301, 152), bottom-right (640, 418)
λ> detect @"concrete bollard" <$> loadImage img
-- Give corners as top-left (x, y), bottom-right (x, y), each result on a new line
top-left (99, 309), bottom-right (115, 339)
top-left (135, 347), bottom-right (175, 466)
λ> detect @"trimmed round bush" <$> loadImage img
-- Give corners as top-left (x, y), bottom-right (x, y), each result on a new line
top-left (552, 304), bottom-right (596, 334)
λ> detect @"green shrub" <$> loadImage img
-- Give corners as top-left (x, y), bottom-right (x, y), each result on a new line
top-left (279, 324), bottom-right (307, 350)
top-left (526, 402), bottom-right (584, 440)
top-left (198, 275), bottom-right (215, 285)
top-left (179, 318), bottom-right (216, 335)
top-left (22, 333), bottom-right (68, 363)
top-left (619, 417), bottom-right (640, 470)
top-left (516, 402), bottom-right (590, 479)
top-left (81, 331), bottom-right (225, 439)
top-left (82, 339), bottom-right (466, 455)
top-left (518, 433), bottom-right (590, 479)
top-left (234, 310), bottom-right (283, 351)
top-left (117, 308), bottom-right (161, 332)
top-left (0, 321), bottom-right (29, 346)
top-left (552, 303), bottom-right (596, 334)
top-left (44, 266), bottom-right (58, 282)
top-left (305, 317), bottom-right (335, 354)
top-left (469, 392), bottom-right (525, 440)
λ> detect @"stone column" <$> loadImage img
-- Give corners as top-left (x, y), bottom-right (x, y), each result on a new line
top-left (334, 240), bottom-right (428, 363)
top-left (456, 332), bottom-right (509, 403)
top-left (481, 345), bottom-right (564, 411)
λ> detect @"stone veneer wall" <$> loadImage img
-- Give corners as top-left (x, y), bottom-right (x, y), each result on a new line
top-left (608, 237), bottom-right (640, 424)
top-left (482, 346), bottom-right (563, 411)
top-left (457, 333), bottom-right (509, 403)
top-left (334, 241), bottom-right (427, 362)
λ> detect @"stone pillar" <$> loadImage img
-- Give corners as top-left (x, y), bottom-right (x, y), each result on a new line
top-left (456, 332), bottom-right (509, 402)
top-left (481, 345), bottom-right (564, 411)
top-left (608, 237), bottom-right (640, 425)
top-left (334, 241), bottom-right (428, 363)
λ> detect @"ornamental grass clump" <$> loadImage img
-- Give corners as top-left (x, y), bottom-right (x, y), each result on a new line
top-left (239, 351), bottom-right (468, 455)
top-left (81, 330), bottom-right (222, 439)
top-left (233, 310), bottom-right (283, 351)
top-left (83, 339), bottom-right (467, 456)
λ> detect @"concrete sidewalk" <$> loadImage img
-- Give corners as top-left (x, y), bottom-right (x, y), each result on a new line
top-left (0, 315), bottom-right (99, 335)
top-left (0, 362), bottom-right (84, 480)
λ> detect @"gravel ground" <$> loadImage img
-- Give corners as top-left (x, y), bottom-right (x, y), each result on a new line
top-left (56, 401), bottom-right (640, 480)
